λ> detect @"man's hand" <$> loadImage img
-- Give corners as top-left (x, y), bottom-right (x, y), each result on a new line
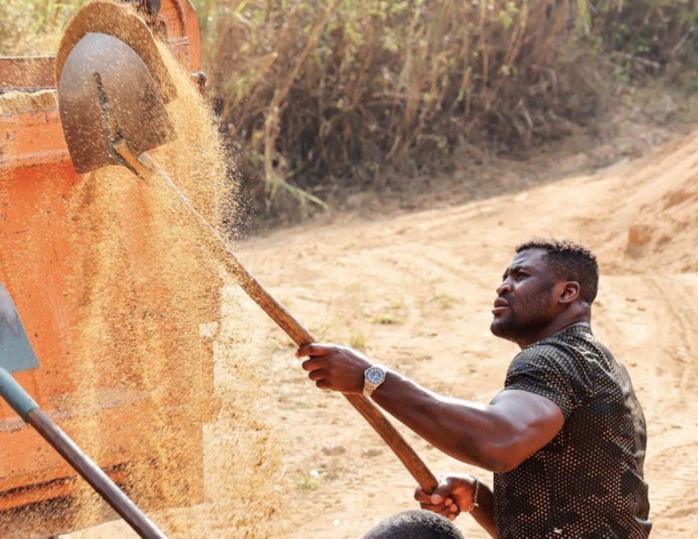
top-left (414, 474), bottom-right (478, 521)
top-left (296, 343), bottom-right (372, 394)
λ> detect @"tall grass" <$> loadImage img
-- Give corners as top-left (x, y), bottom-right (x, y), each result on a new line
top-left (201, 0), bottom-right (606, 216)
top-left (593, 0), bottom-right (698, 87)
top-left (0, 0), bottom-right (86, 55)
top-left (3, 0), bottom-right (697, 220)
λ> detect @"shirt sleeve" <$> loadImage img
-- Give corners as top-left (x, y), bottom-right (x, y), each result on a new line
top-left (503, 342), bottom-right (592, 420)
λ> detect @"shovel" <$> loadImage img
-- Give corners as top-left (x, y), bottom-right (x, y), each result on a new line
top-left (57, 32), bottom-right (439, 494)
top-left (0, 282), bottom-right (167, 539)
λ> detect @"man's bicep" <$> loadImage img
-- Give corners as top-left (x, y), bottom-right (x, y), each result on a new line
top-left (489, 389), bottom-right (565, 465)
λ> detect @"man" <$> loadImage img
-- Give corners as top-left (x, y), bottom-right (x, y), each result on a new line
top-left (297, 238), bottom-right (651, 537)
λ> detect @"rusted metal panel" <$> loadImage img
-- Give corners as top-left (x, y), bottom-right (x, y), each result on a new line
top-left (0, 56), bottom-right (56, 92)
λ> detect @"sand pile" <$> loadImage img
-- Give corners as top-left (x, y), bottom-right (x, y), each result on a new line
top-left (591, 131), bottom-right (698, 274)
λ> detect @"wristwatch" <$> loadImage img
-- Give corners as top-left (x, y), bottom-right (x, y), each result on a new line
top-left (363, 365), bottom-right (387, 398)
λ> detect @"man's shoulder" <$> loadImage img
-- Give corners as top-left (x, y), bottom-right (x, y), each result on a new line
top-left (516, 325), bottom-right (603, 363)
top-left (533, 324), bottom-right (596, 347)
top-left (507, 327), bottom-right (601, 402)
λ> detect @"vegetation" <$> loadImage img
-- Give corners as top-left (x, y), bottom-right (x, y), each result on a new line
top-left (197, 0), bottom-right (698, 220)
top-left (204, 0), bottom-right (602, 217)
top-left (2, 0), bottom-right (697, 221)
top-left (593, 0), bottom-right (698, 87)
top-left (0, 0), bottom-right (85, 54)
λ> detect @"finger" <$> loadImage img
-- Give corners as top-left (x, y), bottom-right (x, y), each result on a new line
top-left (429, 482), bottom-right (457, 505)
top-left (296, 343), bottom-right (332, 359)
top-left (418, 501), bottom-right (445, 511)
top-left (315, 379), bottom-right (332, 390)
top-left (446, 501), bottom-right (461, 517)
top-left (418, 502), bottom-right (450, 517)
top-left (307, 368), bottom-right (327, 382)
top-left (301, 357), bottom-right (326, 372)
top-left (417, 480), bottom-right (453, 505)
top-left (304, 368), bottom-right (334, 390)
top-left (429, 493), bottom-right (443, 505)
top-left (414, 487), bottom-right (432, 503)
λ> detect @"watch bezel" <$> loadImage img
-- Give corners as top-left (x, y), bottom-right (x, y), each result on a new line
top-left (363, 365), bottom-right (387, 398)
top-left (366, 366), bottom-right (386, 384)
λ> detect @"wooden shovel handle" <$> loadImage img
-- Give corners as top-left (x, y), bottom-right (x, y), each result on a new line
top-left (226, 258), bottom-right (438, 493)
top-left (132, 150), bottom-right (439, 493)
top-left (23, 409), bottom-right (168, 538)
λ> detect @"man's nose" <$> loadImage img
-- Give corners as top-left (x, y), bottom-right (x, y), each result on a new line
top-left (496, 280), bottom-right (512, 295)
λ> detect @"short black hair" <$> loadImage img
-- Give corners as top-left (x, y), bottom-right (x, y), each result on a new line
top-left (516, 238), bottom-right (599, 304)
top-left (362, 510), bottom-right (464, 539)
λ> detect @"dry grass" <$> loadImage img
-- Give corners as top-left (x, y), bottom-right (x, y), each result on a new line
top-left (205, 0), bottom-right (603, 216)
top-left (0, 0), bottom-right (87, 55)
top-left (200, 0), bottom-right (698, 220)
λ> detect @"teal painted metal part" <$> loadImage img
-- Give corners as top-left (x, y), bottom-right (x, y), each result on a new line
top-left (0, 367), bottom-right (38, 420)
top-left (0, 282), bottom-right (40, 373)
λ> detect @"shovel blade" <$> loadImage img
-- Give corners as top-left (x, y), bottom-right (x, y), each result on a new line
top-left (0, 283), bottom-right (39, 373)
top-left (58, 32), bottom-right (175, 174)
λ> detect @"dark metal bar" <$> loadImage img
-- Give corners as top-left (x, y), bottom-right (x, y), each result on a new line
top-left (26, 408), bottom-right (168, 539)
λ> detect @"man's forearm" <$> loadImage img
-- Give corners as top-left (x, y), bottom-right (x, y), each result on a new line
top-left (371, 370), bottom-right (502, 468)
top-left (470, 481), bottom-right (497, 537)
top-left (371, 370), bottom-right (563, 472)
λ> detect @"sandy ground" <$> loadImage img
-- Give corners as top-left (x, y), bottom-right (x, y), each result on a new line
top-left (56, 120), bottom-right (698, 538)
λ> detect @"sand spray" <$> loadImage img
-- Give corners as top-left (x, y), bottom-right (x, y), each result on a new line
top-left (0, 35), bottom-right (289, 538)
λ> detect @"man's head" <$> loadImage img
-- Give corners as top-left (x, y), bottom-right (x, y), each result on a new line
top-left (490, 238), bottom-right (598, 347)
top-left (516, 238), bottom-right (599, 304)
top-left (361, 510), bottom-right (465, 539)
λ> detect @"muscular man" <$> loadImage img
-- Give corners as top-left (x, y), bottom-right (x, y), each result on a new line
top-left (297, 238), bottom-right (651, 537)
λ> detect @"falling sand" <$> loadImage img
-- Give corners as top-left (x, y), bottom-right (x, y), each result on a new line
top-left (62, 36), bottom-right (290, 538)
top-left (1, 15), bottom-right (289, 539)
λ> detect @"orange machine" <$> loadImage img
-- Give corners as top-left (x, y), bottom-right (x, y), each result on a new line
top-left (0, 0), bottom-right (216, 519)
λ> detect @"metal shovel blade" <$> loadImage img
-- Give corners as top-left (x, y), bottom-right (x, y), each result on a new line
top-left (55, 0), bottom-right (177, 106)
top-left (58, 32), bottom-right (175, 174)
top-left (0, 282), bottom-right (39, 374)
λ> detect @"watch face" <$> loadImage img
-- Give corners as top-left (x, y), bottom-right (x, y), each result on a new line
top-left (366, 366), bottom-right (385, 384)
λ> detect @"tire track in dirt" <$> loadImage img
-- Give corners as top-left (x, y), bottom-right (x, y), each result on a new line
top-left (640, 275), bottom-right (698, 530)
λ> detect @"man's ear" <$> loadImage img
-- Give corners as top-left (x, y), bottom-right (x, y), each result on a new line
top-left (559, 281), bottom-right (580, 304)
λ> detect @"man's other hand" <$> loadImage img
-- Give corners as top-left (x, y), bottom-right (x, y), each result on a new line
top-left (414, 474), bottom-right (478, 521)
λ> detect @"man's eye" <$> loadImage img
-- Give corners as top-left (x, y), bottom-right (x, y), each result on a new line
top-left (515, 273), bottom-right (528, 281)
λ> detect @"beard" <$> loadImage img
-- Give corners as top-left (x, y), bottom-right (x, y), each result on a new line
top-left (490, 310), bottom-right (550, 344)
top-left (490, 284), bottom-right (555, 345)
